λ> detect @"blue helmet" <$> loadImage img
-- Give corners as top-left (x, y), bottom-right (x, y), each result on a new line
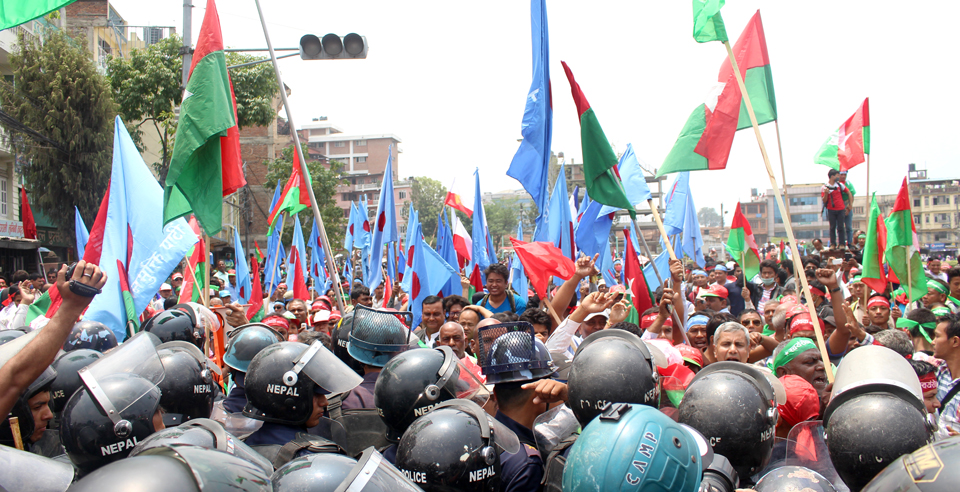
top-left (347, 306), bottom-right (412, 367)
top-left (223, 323), bottom-right (283, 373)
top-left (563, 403), bottom-right (704, 492)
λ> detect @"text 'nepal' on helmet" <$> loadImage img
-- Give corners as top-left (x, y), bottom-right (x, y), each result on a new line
top-left (49, 349), bottom-right (102, 415)
top-left (755, 466), bottom-right (837, 492)
top-left (861, 435), bottom-right (960, 492)
top-left (678, 361), bottom-right (786, 481)
top-left (59, 332), bottom-right (165, 473)
top-left (242, 341), bottom-right (363, 425)
top-left (563, 402), bottom-right (708, 492)
top-left (476, 322), bottom-right (556, 385)
top-left (375, 345), bottom-right (491, 442)
top-left (333, 310), bottom-right (365, 376)
top-left (0, 444), bottom-right (75, 492)
top-left (67, 444), bottom-right (272, 492)
top-left (63, 319), bottom-right (118, 353)
top-left (157, 341), bottom-right (218, 427)
top-left (142, 308), bottom-right (203, 349)
top-left (347, 305), bottom-right (415, 367)
top-left (224, 323), bottom-right (284, 373)
top-left (0, 363), bottom-right (57, 447)
top-left (823, 345), bottom-right (935, 491)
top-left (272, 446), bottom-right (423, 492)
top-left (567, 330), bottom-right (661, 427)
top-left (129, 418), bottom-right (274, 475)
top-left (396, 399), bottom-right (521, 492)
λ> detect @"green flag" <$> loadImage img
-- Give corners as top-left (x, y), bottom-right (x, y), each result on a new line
top-left (692, 0), bottom-right (728, 43)
top-left (0, 0), bottom-right (78, 31)
top-left (885, 178), bottom-right (927, 302)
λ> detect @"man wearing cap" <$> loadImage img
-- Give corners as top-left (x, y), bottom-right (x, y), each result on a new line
top-left (701, 284), bottom-right (729, 314)
top-left (927, 257), bottom-right (948, 283)
top-left (171, 272), bottom-right (184, 294)
top-left (546, 292), bottom-right (615, 358)
top-left (838, 170), bottom-right (856, 246)
top-left (219, 290), bottom-right (232, 306)
top-left (312, 310), bottom-right (333, 334)
top-left (676, 344), bottom-right (703, 374)
top-left (222, 269), bottom-right (238, 301)
top-left (151, 283), bottom-right (174, 311)
top-left (822, 169), bottom-right (850, 249)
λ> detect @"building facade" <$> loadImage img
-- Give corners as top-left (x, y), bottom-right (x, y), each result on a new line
top-left (908, 166), bottom-right (959, 256)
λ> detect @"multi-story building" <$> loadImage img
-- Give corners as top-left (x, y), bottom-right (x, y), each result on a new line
top-left (766, 183), bottom-right (832, 244)
top-left (740, 199), bottom-right (770, 245)
top-left (908, 165), bottom-right (959, 256)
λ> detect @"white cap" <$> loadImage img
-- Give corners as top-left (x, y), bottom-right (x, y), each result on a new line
top-left (725, 261), bottom-right (736, 270)
top-left (160, 283), bottom-right (172, 291)
top-left (831, 258), bottom-right (843, 265)
top-left (313, 310), bottom-right (332, 323)
top-left (583, 310), bottom-right (610, 323)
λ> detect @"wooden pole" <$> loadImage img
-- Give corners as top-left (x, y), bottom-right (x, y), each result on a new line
top-left (8, 417), bottom-right (23, 450)
top-left (774, 121), bottom-right (792, 218)
top-left (254, 0), bottom-right (346, 314)
top-left (202, 234), bottom-right (211, 308)
top-left (634, 209), bottom-right (689, 345)
top-left (267, 211), bottom-right (286, 301)
top-left (722, 40), bottom-right (834, 383)
top-left (540, 297), bottom-right (563, 326)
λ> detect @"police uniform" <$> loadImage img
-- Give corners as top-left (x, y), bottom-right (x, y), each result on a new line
top-left (495, 410), bottom-right (544, 492)
top-left (222, 372), bottom-right (248, 414)
top-left (244, 421), bottom-right (302, 447)
top-left (340, 371), bottom-right (378, 410)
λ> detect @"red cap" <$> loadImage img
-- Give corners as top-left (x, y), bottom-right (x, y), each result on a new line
top-left (702, 284), bottom-right (728, 299)
top-left (789, 312), bottom-right (824, 335)
top-left (228, 269), bottom-right (236, 275)
top-left (172, 273), bottom-right (184, 280)
top-left (778, 375), bottom-right (821, 427)
top-left (640, 313), bottom-right (672, 330)
top-left (676, 344), bottom-right (703, 368)
top-left (263, 316), bottom-right (290, 330)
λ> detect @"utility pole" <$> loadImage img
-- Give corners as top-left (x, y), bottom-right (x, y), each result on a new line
top-left (181, 0), bottom-right (193, 87)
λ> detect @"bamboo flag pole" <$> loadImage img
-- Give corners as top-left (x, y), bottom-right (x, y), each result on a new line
top-left (254, 0), bottom-right (345, 314)
top-left (8, 417), bottom-right (23, 450)
top-left (774, 121), bottom-right (792, 218)
top-left (635, 206), bottom-right (690, 345)
top-left (266, 211), bottom-right (287, 301)
top-left (722, 40), bottom-right (834, 382)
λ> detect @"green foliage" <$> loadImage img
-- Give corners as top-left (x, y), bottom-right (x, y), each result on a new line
top-left (484, 199), bottom-right (520, 250)
top-left (0, 29), bottom-right (113, 229)
top-left (224, 52), bottom-right (279, 129)
top-left (698, 207), bottom-right (722, 227)
top-left (411, 176), bottom-right (446, 242)
top-left (266, 145), bottom-right (347, 252)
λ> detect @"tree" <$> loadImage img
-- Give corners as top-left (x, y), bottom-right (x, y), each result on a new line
top-left (107, 37), bottom-right (280, 178)
top-left (265, 145), bottom-right (347, 253)
top-left (698, 207), bottom-right (722, 227)
top-left (485, 199), bottom-right (520, 250)
top-left (0, 29), bottom-right (113, 229)
top-left (411, 176), bottom-right (447, 242)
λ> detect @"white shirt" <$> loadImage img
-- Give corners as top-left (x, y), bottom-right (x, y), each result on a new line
top-left (546, 318), bottom-right (582, 359)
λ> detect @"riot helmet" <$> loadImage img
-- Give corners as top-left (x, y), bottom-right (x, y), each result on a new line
top-left (755, 466), bottom-right (838, 492)
top-left (142, 308), bottom-right (203, 349)
top-left (678, 361), bottom-right (785, 481)
top-left (861, 435), bottom-right (960, 491)
top-left (224, 323), bottom-right (284, 373)
top-left (157, 343), bottom-right (216, 426)
top-left (59, 332), bottom-right (165, 472)
top-left (567, 330), bottom-right (660, 426)
top-left (243, 341), bottom-right (362, 425)
top-left (375, 346), bottom-right (490, 441)
top-left (347, 305), bottom-right (414, 367)
top-left (271, 446), bottom-right (424, 492)
top-left (476, 322), bottom-right (556, 384)
top-left (823, 345), bottom-right (934, 490)
top-left (49, 349), bottom-right (102, 415)
top-left (396, 399), bottom-right (521, 492)
top-left (67, 444), bottom-right (272, 492)
top-left (129, 418), bottom-right (273, 474)
top-left (563, 402), bottom-right (706, 492)
top-left (0, 364), bottom-right (57, 447)
top-left (0, 328), bottom-right (25, 345)
top-left (0, 444), bottom-right (74, 492)
top-left (332, 309), bottom-right (364, 376)
top-left (63, 319), bottom-right (118, 353)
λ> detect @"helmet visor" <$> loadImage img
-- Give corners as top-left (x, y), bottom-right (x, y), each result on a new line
top-left (0, 444), bottom-right (75, 491)
top-left (0, 328), bottom-right (41, 368)
top-left (334, 447), bottom-right (424, 492)
top-left (183, 302), bottom-right (222, 332)
top-left (294, 341), bottom-right (363, 395)
top-left (79, 332), bottom-right (164, 419)
top-left (141, 444), bottom-right (272, 489)
top-left (533, 404), bottom-right (579, 456)
top-left (477, 322), bottom-right (554, 378)
top-left (157, 340), bottom-right (222, 376)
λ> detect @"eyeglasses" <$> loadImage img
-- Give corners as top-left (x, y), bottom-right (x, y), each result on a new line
top-left (741, 319), bottom-right (763, 327)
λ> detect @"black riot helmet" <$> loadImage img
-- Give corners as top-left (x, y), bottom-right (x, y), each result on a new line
top-left (347, 305), bottom-right (415, 367)
top-left (0, 329), bottom-right (25, 345)
top-left (67, 444), bottom-right (272, 492)
top-left (823, 345), bottom-right (934, 491)
top-left (59, 332), bottom-right (165, 472)
top-left (272, 447), bottom-right (424, 492)
top-left (333, 310), bottom-right (365, 376)
top-left (375, 346), bottom-right (490, 442)
top-left (0, 364), bottom-right (57, 447)
top-left (755, 466), bottom-right (838, 492)
top-left (678, 361), bottom-right (784, 482)
top-left (142, 308), bottom-right (203, 349)
top-left (396, 399), bottom-right (522, 492)
top-left (49, 349), bottom-right (102, 414)
top-left (862, 435), bottom-right (960, 491)
top-left (243, 341), bottom-right (362, 425)
top-left (129, 418), bottom-right (273, 474)
top-left (63, 319), bottom-right (118, 353)
top-left (157, 343), bottom-right (215, 426)
top-left (476, 322), bottom-right (556, 385)
top-left (567, 330), bottom-right (660, 427)
top-left (223, 323), bottom-right (283, 373)
top-left (0, 444), bottom-right (75, 492)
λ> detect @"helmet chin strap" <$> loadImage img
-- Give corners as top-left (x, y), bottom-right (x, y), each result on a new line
top-left (79, 368), bottom-right (133, 438)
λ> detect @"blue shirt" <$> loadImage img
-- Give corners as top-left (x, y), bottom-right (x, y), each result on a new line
top-left (243, 422), bottom-right (304, 447)
top-left (495, 411), bottom-right (543, 492)
top-left (481, 293), bottom-right (527, 315)
top-left (340, 371), bottom-right (379, 411)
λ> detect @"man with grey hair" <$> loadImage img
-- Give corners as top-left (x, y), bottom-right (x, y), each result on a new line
top-left (873, 329), bottom-right (914, 359)
top-left (713, 321), bottom-right (751, 363)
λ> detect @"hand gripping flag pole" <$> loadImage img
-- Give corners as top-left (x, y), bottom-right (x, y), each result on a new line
top-left (254, 0), bottom-right (345, 313)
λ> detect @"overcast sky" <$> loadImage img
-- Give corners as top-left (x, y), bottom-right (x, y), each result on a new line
top-left (111, 0), bottom-right (959, 217)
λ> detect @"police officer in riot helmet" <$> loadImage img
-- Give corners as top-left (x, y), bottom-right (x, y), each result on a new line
top-left (129, 418), bottom-right (274, 474)
top-left (678, 361), bottom-right (783, 484)
top-left (477, 322), bottom-right (558, 491)
top-left (142, 308), bottom-right (203, 349)
top-left (272, 446), bottom-right (423, 492)
top-left (861, 435), bottom-right (960, 491)
top-left (221, 323), bottom-right (284, 414)
top-left (47, 349), bottom-right (102, 445)
top-left (0, 364), bottom-right (59, 456)
top-left (332, 309), bottom-right (365, 377)
top-left (62, 319), bottom-right (118, 353)
top-left (396, 399), bottom-right (522, 492)
top-left (241, 340), bottom-right (362, 467)
top-left (341, 305), bottom-right (415, 411)
top-left (156, 343), bottom-right (215, 427)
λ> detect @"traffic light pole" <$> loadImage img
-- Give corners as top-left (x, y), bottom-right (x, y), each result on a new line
top-left (252, 0), bottom-right (347, 314)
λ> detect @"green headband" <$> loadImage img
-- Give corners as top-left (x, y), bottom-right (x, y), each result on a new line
top-left (932, 306), bottom-right (952, 317)
top-left (929, 281), bottom-right (949, 295)
top-left (896, 318), bottom-right (938, 344)
top-left (768, 338), bottom-right (818, 374)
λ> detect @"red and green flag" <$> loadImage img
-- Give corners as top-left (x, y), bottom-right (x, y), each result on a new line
top-left (178, 217), bottom-right (206, 304)
top-left (116, 259), bottom-right (140, 335)
top-left (254, 240), bottom-right (265, 263)
top-left (658, 11), bottom-right (777, 176)
top-left (692, 0), bottom-right (727, 43)
top-left (163, 0), bottom-right (246, 236)
top-left (778, 240), bottom-right (787, 263)
top-left (560, 61), bottom-right (635, 217)
top-left (266, 148), bottom-right (312, 235)
top-left (861, 193), bottom-right (890, 294)
top-left (0, 0), bottom-right (78, 31)
top-left (25, 287), bottom-right (62, 330)
top-left (623, 229), bottom-right (654, 313)
top-left (885, 178), bottom-right (927, 302)
top-left (247, 253), bottom-right (266, 322)
top-left (815, 98), bottom-right (870, 172)
top-left (725, 203), bottom-right (761, 280)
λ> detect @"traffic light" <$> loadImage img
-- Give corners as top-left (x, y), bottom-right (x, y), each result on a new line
top-left (299, 33), bottom-right (367, 60)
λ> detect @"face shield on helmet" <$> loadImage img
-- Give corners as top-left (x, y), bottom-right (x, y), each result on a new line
top-left (290, 341), bottom-right (364, 395)
top-left (0, 444), bottom-right (75, 492)
top-left (129, 418), bottom-right (274, 475)
top-left (347, 306), bottom-right (415, 367)
top-left (50, 349), bottom-right (103, 414)
top-left (476, 322), bottom-right (557, 384)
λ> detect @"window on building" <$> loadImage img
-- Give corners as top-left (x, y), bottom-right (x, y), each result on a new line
top-left (398, 191), bottom-right (406, 199)
top-left (914, 215), bottom-right (921, 225)
top-left (790, 213), bottom-right (821, 224)
top-left (334, 141), bottom-right (346, 148)
top-left (356, 156), bottom-right (367, 163)
top-left (343, 207), bottom-right (351, 218)
top-left (933, 196), bottom-right (945, 206)
top-left (313, 142), bottom-right (324, 150)
top-left (745, 205), bottom-right (756, 214)
top-left (914, 199), bottom-right (921, 208)
top-left (924, 196), bottom-right (929, 206)
top-left (936, 213), bottom-right (950, 223)
top-left (342, 193), bottom-right (350, 201)
top-left (925, 214), bottom-right (930, 223)
top-left (0, 177), bottom-right (7, 216)
top-left (789, 196), bottom-right (819, 207)
top-left (355, 140), bottom-right (367, 146)
top-left (854, 206), bottom-right (864, 215)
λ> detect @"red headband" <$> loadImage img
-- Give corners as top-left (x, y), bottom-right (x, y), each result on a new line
top-left (919, 372), bottom-right (937, 391)
top-left (809, 286), bottom-right (827, 297)
top-left (867, 297), bottom-right (890, 309)
top-left (640, 313), bottom-right (672, 329)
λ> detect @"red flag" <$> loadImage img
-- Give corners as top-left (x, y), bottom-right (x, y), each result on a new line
top-left (20, 187), bottom-right (37, 240)
top-left (220, 77), bottom-right (246, 196)
top-left (509, 238), bottom-right (576, 299)
top-left (83, 184), bottom-right (111, 264)
top-left (246, 254), bottom-right (264, 320)
top-left (469, 263), bottom-right (484, 293)
top-left (266, 149), bottom-right (311, 234)
top-left (382, 275), bottom-right (392, 308)
top-left (444, 191), bottom-right (473, 217)
top-left (288, 246), bottom-right (310, 300)
top-left (623, 229), bottom-right (654, 313)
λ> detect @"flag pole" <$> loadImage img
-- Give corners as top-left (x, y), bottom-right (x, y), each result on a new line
top-left (633, 214), bottom-right (689, 345)
top-left (774, 121), bottom-right (791, 217)
top-left (267, 211), bottom-right (286, 301)
top-left (202, 234), bottom-right (211, 308)
top-left (722, 40), bottom-right (833, 383)
top-left (865, 154), bottom-right (871, 210)
top-left (253, 0), bottom-right (345, 314)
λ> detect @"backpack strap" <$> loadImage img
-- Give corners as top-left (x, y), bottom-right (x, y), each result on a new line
top-left (273, 433), bottom-right (343, 468)
top-left (541, 433), bottom-right (579, 491)
top-left (327, 391), bottom-right (350, 422)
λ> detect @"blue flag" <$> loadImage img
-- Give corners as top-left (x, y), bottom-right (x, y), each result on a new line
top-left (470, 169), bottom-right (496, 282)
top-left (75, 206), bottom-right (89, 259)
top-left (598, 143), bottom-right (653, 215)
top-left (344, 257), bottom-right (354, 293)
top-left (545, 163), bottom-right (576, 261)
top-left (357, 195), bottom-right (372, 285)
top-left (436, 211), bottom-right (461, 297)
top-left (232, 228), bottom-right (252, 304)
top-left (343, 200), bottom-right (357, 250)
top-left (264, 179), bottom-right (285, 294)
top-left (85, 117), bottom-right (198, 341)
top-left (600, 239), bottom-right (618, 287)
top-left (409, 223), bottom-right (458, 329)
top-left (662, 172), bottom-right (705, 267)
top-left (367, 146), bottom-right (398, 291)
top-left (506, 0), bottom-right (553, 234)
top-left (575, 198), bottom-right (614, 259)
top-left (309, 218), bottom-right (331, 295)
top-left (642, 250), bottom-right (671, 292)
top-left (510, 220), bottom-right (529, 297)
